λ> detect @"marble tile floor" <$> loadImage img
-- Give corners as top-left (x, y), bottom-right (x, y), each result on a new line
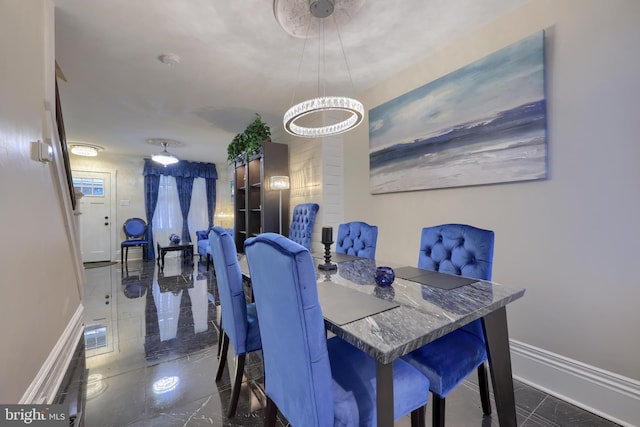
top-left (71, 257), bottom-right (620, 427)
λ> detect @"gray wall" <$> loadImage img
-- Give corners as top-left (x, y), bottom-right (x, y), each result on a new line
top-left (344, 0), bottom-right (640, 381)
top-left (0, 0), bottom-right (82, 402)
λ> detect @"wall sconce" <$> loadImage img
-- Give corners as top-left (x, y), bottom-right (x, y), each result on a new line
top-left (269, 176), bottom-right (290, 234)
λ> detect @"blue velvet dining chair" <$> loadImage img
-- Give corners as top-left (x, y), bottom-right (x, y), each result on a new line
top-left (120, 218), bottom-right (149, 264)
top-left (209, 226), bottom-right (262, 418)
top-left (288, 202), bottom-right (319, 249)
top-left (336, 221), bottom-right (379, 259)
top-left (402, 224), bottom-right (494, 427)
top-left (244, 233), bottom-right (430, 427)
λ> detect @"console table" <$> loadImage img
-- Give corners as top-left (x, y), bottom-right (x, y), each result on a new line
top-left (156, 242), bottom-right (193, 270)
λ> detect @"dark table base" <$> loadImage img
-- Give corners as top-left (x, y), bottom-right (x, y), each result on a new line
top-left (157, 242), bottom-right (193, 270)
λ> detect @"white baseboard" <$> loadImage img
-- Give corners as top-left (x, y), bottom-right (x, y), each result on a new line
top-left (20, 304), bottom-right (84, 404)
top-left (510, 339), bottom-right (640, 427)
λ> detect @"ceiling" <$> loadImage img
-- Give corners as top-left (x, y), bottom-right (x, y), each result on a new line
top-left (53, 0), bottom-right (529, 165)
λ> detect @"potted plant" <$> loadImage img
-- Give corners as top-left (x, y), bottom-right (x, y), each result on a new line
top-left (227, 133), bottom-right (245, 164)
top-left (227, 113), bottom-right (271, 164)
top-left (244, 113), bottom-right (271, 155)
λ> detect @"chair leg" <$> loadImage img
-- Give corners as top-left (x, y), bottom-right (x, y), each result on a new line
top-left (264, 397), bottom-right (278, 427)
top-left (226, 353), bottom-right (246, 418)
top-left (215, 332), bottom-right (229, 381)
top-left (410, 405), bottom-right (426, 427)
top-left (217, 318), bottom-right (223, 359)
top-left (478, 362), bottom-right (492, 415)
top-left (432, 395), bottom-right (445, 427)
top-left (121, 246), bottom-right (123, 264)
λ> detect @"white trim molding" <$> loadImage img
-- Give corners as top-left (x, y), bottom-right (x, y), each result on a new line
top-left (20, 304), bottom-right (84, 404)
top-left (511, 339), bottom-right (640, 427)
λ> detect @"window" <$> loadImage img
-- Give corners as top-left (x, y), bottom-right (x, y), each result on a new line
top-left (84, 325), bottom-right (107, 350)
top-left (73, 177), bottom-right (104, 197)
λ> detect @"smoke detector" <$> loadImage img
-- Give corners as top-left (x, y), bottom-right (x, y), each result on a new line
top-left (158, 53), bottom-right (180, 66)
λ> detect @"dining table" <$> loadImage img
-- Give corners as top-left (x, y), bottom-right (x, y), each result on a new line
top-left (238, 252), bottom-right (525, 427)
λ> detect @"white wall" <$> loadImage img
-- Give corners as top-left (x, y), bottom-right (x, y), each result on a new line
top-left (344, 0), bottom-right (639, 391)
top-left (289, 138), bottom-right (323, 252)
top-left (0, 0), bottom-right (82, 402)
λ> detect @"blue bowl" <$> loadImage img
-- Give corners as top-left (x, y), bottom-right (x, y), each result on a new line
top-left (375, 266), bottom-right (395, 287)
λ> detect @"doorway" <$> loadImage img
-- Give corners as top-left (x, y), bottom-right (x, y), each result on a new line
top-left (73, 171), bottom-right (112, 263)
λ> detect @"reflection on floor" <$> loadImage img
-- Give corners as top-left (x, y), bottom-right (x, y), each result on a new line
top-left (75, 257), bottom-right (619, 427)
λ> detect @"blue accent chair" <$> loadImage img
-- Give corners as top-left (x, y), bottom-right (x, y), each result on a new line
top-left (288, 203), bottom-right (319, 250)
top-left (209, 227), bottom-right (262, 418)
top-left (336, 221), bottom-right (379, 259)
top-left (402, 224), bottom-right (495, 427)
top-left (195, 229), bottom-right (211, 260)
top-left (120, 218), bottom-right (149, 264)
top-left (197, 227), bottom-right (234, 271)
top-left (244, 233), bottom-right (430, 427)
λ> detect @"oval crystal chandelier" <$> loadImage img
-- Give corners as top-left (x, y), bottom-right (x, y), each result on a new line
top-left (282, 0), bottom-right (364, 138)
top-left (284, 96), bottom-right (364, 137)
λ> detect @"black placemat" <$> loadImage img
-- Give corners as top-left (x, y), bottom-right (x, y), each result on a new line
top-left (317, 282), bottom-right (399, 325)
top-left (394, 266), bottom-right (477, 290)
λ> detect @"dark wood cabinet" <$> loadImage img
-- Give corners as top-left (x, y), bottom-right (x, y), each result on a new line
top-left (234, 139), bottom-right (289, 253)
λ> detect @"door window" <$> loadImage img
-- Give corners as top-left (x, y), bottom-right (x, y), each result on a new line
top-left (73, 177), bottom-right (104, 197)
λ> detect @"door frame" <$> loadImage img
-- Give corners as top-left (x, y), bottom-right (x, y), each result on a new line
top-left (72, 168), bottom-right (118, 262)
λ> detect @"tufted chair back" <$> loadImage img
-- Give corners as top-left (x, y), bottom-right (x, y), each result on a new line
top-left (288, 203), bottom-right (319, 250)
top-left (336, 221), bottom-right (379, 259)
top-left (403, 224), bottom-right (496, 426)
top-left (418, 224), bottom-right (494, 281)
top-left (418, 223), bottom-right (493, 340)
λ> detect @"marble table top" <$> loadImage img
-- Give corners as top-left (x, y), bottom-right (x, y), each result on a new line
top-left (238, 254), bottom-right (525, 364)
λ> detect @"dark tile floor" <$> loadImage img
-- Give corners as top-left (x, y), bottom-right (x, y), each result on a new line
top-left (71, 256), bottom-right (619, 426)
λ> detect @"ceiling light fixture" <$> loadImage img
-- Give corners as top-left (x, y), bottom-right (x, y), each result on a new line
top-left (283, 0), bottom-right (364, 138)
top-left (151, 141), bottom-right (179, 166)
top-left (70, 143), bottom-right (103, 157)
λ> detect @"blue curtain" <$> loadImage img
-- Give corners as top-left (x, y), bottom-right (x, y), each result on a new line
top-left (144, 174), bottom-right (161, 260)
top-left (205, 178), bottom-right (217, 227)
top-left (175, 176), bottom-right (194, 243)
top-left (143, 160), bottom-right (218, 180)
top-left (143, 159), bottom-right (217, 259)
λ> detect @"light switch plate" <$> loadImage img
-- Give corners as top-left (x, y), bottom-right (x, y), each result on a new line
top-left (36, 140), bottom-right (53, 162)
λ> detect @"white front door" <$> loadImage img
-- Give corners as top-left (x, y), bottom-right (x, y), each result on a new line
top-left (73, 171), bottom-right (112, 262)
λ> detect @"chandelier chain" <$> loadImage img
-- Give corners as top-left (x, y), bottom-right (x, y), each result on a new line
top-left (290, 13), bottom-right (313, 109)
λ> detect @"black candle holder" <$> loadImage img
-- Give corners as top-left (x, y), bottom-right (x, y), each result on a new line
top-left (318, 240), bottom-right (337, 271)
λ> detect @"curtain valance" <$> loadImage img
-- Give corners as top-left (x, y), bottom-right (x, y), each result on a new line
top-left (143, 159), bottom-right (218, 179)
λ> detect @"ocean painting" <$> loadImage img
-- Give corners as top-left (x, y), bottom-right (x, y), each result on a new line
top-left (369, 32), bottom-right (547, 194)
